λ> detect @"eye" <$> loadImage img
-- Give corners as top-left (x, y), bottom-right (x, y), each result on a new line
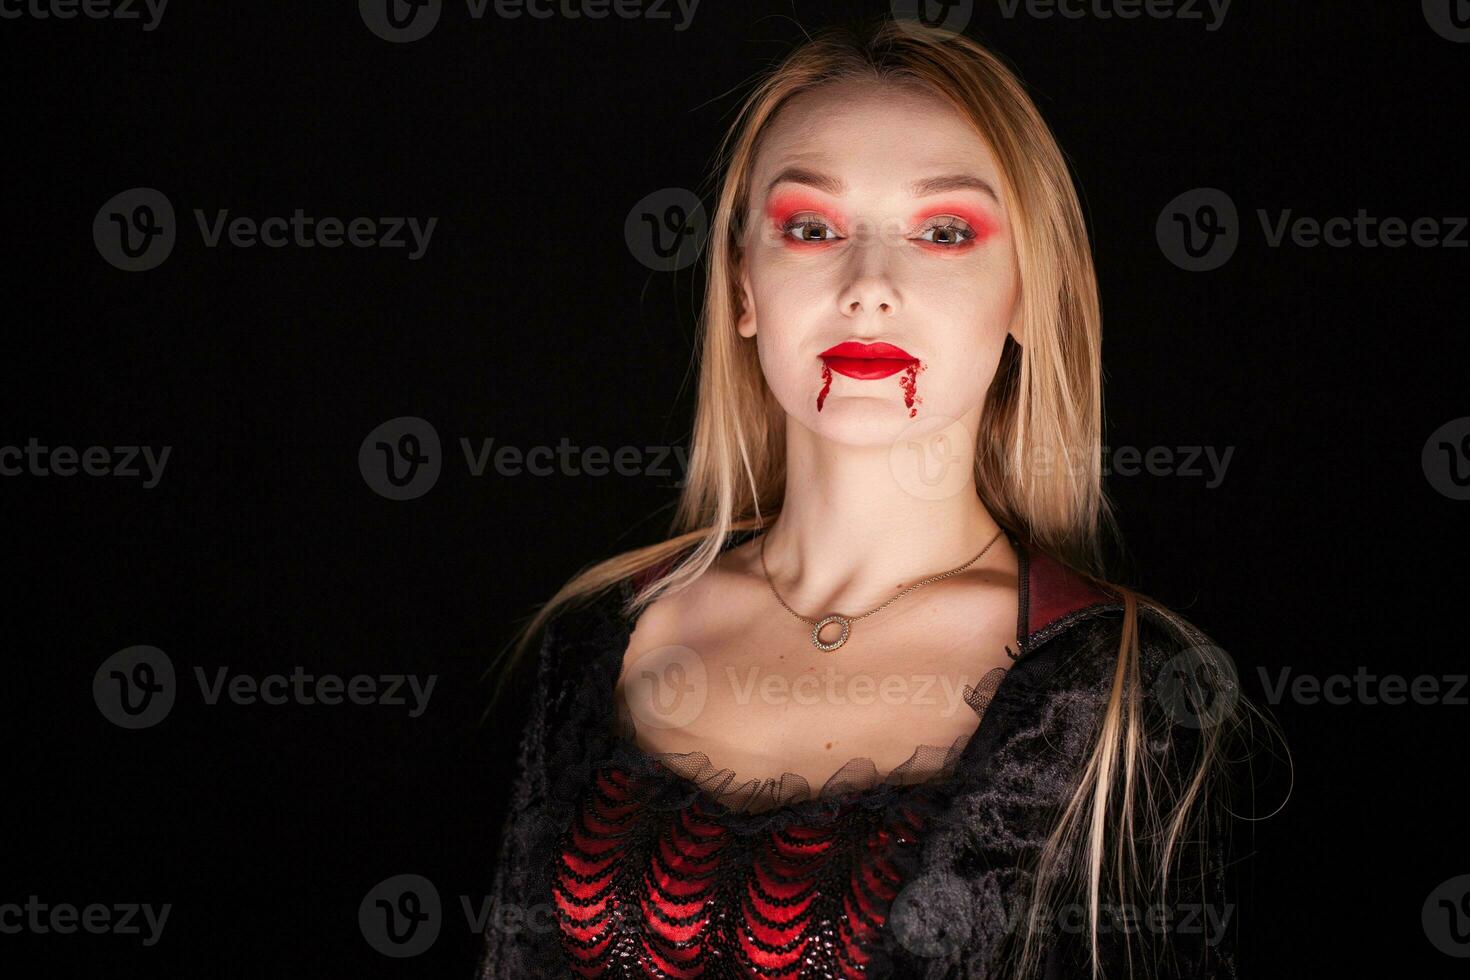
top-left (781, 213), bottom-right (843, 244)
top-left (914, 215), bottom-right (977, 248)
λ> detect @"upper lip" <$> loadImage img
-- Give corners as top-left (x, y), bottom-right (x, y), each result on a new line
top-left (818, 341), bottom-right (915, 360)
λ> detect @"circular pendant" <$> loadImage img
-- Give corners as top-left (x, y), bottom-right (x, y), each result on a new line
top-left (811, 614), bottom-right (851, 652)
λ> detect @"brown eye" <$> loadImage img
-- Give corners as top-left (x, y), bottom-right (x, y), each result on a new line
top-left (782, 214), bottom-right (840, 243)
top-left (916, 216), bottom-right (977, 247)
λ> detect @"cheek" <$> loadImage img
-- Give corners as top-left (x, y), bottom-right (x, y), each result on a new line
top-left (746, 281), bottom-right (809, 366)
top-left (748, 257), bottom-right (833, 334)
top-left (907, 270), bottom-right (1016, 392)
top-left (914, 260), bottom-right (1015, 332)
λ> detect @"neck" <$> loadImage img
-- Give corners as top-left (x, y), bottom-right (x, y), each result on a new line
top-left (758, 405), bottom-right (1008, 617)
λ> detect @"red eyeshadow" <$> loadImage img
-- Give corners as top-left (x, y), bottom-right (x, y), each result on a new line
top-left (908, 202), bottom-right (999, 243)
top-left (765, 192), bottom-right (846, 229)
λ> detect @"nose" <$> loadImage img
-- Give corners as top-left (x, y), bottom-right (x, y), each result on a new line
top-left (837, 237), bottom-right (899, 319)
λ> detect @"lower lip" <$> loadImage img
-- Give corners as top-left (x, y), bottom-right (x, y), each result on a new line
top-left (820, 356), bottom-right (915, 380)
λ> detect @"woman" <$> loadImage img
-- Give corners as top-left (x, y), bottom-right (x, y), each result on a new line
top-left (479, 17), bottom-right (1266, 979)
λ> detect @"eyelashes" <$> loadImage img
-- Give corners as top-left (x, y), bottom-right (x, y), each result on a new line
top-left (775, 211), bottom-right (981, 249)
top-left (780, 213), bottom-right (843, 243)
top-left (914, 215), bottom-right (978, 247)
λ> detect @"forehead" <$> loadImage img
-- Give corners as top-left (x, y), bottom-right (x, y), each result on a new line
top-left (750, 77), bottom-right (1004, 201)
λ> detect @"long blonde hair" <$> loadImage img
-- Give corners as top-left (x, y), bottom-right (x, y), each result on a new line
top-left (490, 17), bottom-right (1276, 978)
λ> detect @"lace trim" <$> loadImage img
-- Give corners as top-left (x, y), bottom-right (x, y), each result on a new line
top-left (608, 664), bottom-right (1010, 817)
top-left (582, 736), bottom-right (969, 837)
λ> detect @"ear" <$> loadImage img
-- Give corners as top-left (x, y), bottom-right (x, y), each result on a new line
top-left (736, 264), bottom-right (757, 339)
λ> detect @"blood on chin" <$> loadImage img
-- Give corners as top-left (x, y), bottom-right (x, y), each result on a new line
top-left (815, 361), bottom-right (925, 417)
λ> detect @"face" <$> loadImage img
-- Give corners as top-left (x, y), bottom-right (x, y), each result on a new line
top-left (736, 78), bottom-right (1022, 447)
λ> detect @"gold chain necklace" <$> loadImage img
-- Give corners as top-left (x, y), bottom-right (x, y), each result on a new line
top-left (759, 527), bottom-right (1006, 651)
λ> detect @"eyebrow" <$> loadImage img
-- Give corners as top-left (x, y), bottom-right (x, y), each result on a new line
top-left (766, 167), bottom-right (1000, 203)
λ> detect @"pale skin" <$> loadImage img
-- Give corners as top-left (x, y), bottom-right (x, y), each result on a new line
top-left (616, 78), bottom-right (1027, 792)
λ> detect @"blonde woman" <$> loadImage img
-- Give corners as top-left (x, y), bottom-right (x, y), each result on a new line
top-left (479, 17), bottom-right (1264, 980)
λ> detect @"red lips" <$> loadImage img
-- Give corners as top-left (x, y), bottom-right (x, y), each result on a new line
top-left (818, 341), bottom-right (917, 380)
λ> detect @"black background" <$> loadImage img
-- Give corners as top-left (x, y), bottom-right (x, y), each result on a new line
top-left (5, 0), bottom-right (1468, 976)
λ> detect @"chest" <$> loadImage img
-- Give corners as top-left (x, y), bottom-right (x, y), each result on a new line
top-left (614, 579), bottom-right (1018, 791)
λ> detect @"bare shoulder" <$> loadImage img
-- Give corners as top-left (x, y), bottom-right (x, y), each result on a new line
top-left (619, 545), bottom-right (768, 657)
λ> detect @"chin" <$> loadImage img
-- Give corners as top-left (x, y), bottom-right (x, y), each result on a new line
top-left (798, 398), bottom-right (921, 445)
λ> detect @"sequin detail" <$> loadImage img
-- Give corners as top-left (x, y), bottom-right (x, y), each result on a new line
top-left (553, 759), bottom-right (933, 978)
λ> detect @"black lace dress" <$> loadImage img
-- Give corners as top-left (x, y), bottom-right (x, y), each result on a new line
top-left (477, 529), bottom-right (1238, 979)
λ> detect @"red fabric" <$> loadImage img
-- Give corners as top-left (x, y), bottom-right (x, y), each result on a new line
top-left (553, 766), bottom-right (923, 978)
top-left (1023, 544), bottom-right (1116, 640)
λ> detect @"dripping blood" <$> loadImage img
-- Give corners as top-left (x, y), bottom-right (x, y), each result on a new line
top-left (899, 361), bottom-right (925, 418)
top-left (816, 363), bottom-right (833, 411)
